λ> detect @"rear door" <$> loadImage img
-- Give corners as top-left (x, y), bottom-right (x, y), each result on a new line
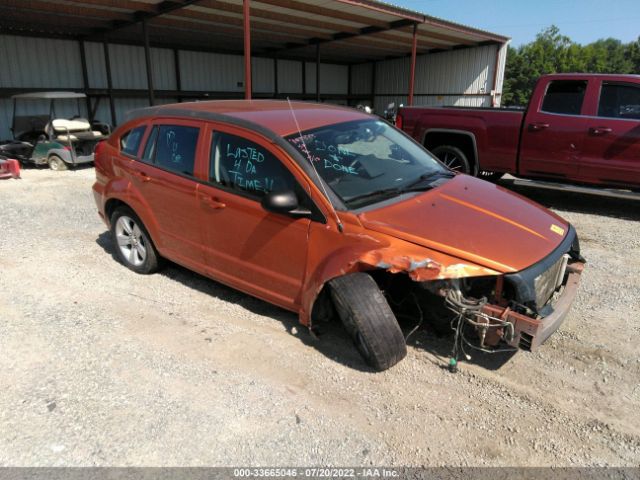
top-left (197, 125), bottom-right (317, 310)
top-left (519, 79), bottom-right (589, 178)
top-left (127, 120), bottom-right (205, 268)
top-left (579, 80), bottom-right (640, 187)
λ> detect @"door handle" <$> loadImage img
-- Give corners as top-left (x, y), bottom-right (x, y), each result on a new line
top-left (133, 170), bottom-right (151, 182)
top-left (529, 122), bottom-right (550, 131)
top-left (200, 195), bottom-right (226, 209)
top-left (589, 127), bottom-right (612, 135)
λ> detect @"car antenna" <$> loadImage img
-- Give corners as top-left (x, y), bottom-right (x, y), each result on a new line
top-left (286, 97), bottom-right (344, 233)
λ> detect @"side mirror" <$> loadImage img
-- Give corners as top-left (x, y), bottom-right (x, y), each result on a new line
top-left (261, 190), bottom-right (312, 218)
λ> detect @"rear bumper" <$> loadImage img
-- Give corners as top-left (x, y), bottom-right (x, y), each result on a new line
top-left (481, 261), bottom-right (584, 351)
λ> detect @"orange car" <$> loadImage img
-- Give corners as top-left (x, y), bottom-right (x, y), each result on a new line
top-left (92, 101), bottom-right (585, 371)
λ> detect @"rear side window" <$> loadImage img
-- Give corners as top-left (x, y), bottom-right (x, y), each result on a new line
top-left (541, 80), bottom-right (587, 115)
top-left (120, 126), bottom-right (146, 157)
top-left (210, 132), bottom-right (296, 198)
top-left (153, 125), bottom-right (200, 176)
top-left (598, 82), bottom-right (640, 120)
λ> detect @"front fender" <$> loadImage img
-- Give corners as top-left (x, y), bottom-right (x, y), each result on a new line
top-left (299, 223), bottom-right (500, 327)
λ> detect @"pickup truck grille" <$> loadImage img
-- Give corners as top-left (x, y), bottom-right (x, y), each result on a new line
top-left (534, 254), bottom-right (569, 309)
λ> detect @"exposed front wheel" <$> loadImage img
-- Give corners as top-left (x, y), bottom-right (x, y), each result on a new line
top-left (110, 206), bottom-right (161, 274)
top-left (431, 145), bottom-right (471, 174)
top-left (329, 273), bottom-right (407, 371)
top-left (48, 155), bottom-right (68, 171)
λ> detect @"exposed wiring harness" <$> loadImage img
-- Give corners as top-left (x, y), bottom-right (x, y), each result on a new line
top-left (445, 288), bottom-right (517, 372)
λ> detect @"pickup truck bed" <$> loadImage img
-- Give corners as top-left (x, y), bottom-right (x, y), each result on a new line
top-left (398, 73), bottom-right (640, 190)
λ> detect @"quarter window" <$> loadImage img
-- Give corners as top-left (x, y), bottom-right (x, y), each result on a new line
top-left (120, 126), bottom-right (146, 157)
top-left (154, 125), bottom-right (200, 176)
top-left (598, 82), bottom-right (640, 120)
top-left (210, 132), bottom-right (296, 198)
top-left (541, 80), bottom-right (587, 115)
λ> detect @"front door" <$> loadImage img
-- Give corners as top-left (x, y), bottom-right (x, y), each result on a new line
top-left (580, 80), bottom-right (640, 187)
top-left (519, 79), bottom-right (589, 179)
top-left (197, 126), bottom-right (313, 310)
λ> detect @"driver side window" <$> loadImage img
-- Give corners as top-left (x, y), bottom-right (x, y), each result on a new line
top-left (209, 132), bottom-right (296, 198)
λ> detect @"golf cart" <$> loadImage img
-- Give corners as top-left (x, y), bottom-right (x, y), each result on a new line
top-left (0, 92), bottom-right (109, 170)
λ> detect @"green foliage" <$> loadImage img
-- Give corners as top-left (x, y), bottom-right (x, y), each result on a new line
top-left (503, 26), bottom-right (640, 106)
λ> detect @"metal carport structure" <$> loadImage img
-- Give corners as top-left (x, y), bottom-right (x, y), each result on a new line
top-left (0, 0), bottom-right (509, 130)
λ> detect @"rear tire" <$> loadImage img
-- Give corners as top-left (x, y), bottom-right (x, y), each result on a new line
top-left (110, 206), bottom-right (161, 274)
top-left (329, 272), bottom-right (407, 371)
top-left (431, 145), bottom-right (471, 174)
top-left (48, 155), bottom-right (68, 171)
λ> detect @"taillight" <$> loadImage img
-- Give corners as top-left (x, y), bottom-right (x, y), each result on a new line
top-left (395, 113), bottom-right (403, 130)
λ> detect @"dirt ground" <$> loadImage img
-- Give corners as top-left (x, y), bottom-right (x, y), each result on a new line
top-left (0, 167), bottom-right (638, 466)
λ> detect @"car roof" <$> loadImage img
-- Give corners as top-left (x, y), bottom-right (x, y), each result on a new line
top-left (128, 100), bottom-right (371, 137)
top-left (11, 91), bottom-right (87, 100)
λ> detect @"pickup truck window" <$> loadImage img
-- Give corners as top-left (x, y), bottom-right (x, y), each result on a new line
top-left (597, 82), bottom-right (640, 120)
top-left (541, 80), bottom-right (587, 115)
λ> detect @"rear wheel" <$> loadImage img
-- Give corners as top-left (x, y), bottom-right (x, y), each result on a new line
top-left (431, 145), bottom-right (471, 174)
top-left (48, 155), bottom-right (68, 171)
top-left (329, 272), bottom-right (407, 371)
top-left (110, 206), bottom-right (161, 274)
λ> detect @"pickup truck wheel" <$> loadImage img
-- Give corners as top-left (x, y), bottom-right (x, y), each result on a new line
top-left (431, 145), bottom-right (471, 174)
top-left (329, 273), bottom-right (407, 371)
top-left (110, 206), bottom-right (161, 274)
top-left (48, 155), bottom-right (68, 171)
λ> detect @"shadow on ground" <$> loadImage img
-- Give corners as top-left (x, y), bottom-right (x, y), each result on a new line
top-left (96, 230), bottom-right (516, 373)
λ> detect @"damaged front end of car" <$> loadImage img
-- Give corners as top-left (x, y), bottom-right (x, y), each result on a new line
top-left (362, 225), bottom-right (585, 361)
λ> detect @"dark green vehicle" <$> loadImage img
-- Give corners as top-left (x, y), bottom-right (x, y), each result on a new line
top-left (0, 92), bottom-right (108, 170)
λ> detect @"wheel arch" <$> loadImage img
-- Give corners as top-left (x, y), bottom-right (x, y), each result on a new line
top-left (103, 191), bottom-right (163, 254)
top-left (423, 129), bottom-right (480, 176)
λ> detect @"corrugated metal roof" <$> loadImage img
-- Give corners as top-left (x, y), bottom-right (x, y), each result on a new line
top-left (0, 0), bottom-right (509, 64)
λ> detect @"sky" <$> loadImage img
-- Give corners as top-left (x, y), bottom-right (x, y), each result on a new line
top-left (392, 0), bottom-right (640, 46)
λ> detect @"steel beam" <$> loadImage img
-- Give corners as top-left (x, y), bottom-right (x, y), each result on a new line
top-left (102, 38), bottom-right (117, 126)
top-left (408, 23), bottom-right (418, 106)
top-left (78, 39), bottom-right (93, 121)
top-left (142, 18), bottom-right (155, 106)
top-left (315, 43), bottom-right (320, 103)
top-left (243, 0), bottom-right (252, 100)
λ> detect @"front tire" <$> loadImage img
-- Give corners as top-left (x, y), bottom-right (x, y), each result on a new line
top-left (48, 155), bottom-right (68, 171)
top-left (110, 206), bottom-right (161, 274)
top-left (431, 145), bottom-right (471, 174)
top-left (329, 273), bottom-right (407, 371)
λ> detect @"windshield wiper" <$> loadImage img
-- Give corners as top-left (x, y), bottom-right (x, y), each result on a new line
top-left (405, 171), bottom-right (455, 190)
top-left (345, 187), bottom-right (404, 206)
top-left (346, 171), bottom-right (454, 207)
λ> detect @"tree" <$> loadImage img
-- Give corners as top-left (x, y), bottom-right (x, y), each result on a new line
top-left (502, 26), bottom-right (640, 106)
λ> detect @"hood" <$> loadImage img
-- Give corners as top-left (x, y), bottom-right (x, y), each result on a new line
top-left (358, 175), bottom-right (569, 273)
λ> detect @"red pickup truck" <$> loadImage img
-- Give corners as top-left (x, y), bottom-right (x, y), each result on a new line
top-left (397, 73), bottom-right (640, 189)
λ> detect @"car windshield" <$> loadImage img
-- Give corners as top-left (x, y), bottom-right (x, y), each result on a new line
top-left (286, 119), bottom-right (451, 209)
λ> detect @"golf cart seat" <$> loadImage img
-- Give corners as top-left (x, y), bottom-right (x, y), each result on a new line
top-left (47, 119), bottom-right (104, 141)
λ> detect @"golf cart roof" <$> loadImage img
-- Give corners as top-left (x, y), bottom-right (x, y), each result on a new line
top-left (11, 92), bottom-right (86, 100)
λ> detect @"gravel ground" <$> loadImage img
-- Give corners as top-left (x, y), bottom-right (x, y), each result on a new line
top-left (0, 167), bottom-right (639, 467)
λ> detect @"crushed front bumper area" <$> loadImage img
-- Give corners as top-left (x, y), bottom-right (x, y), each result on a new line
top-left (474, 262), bottom-right (584, 351)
